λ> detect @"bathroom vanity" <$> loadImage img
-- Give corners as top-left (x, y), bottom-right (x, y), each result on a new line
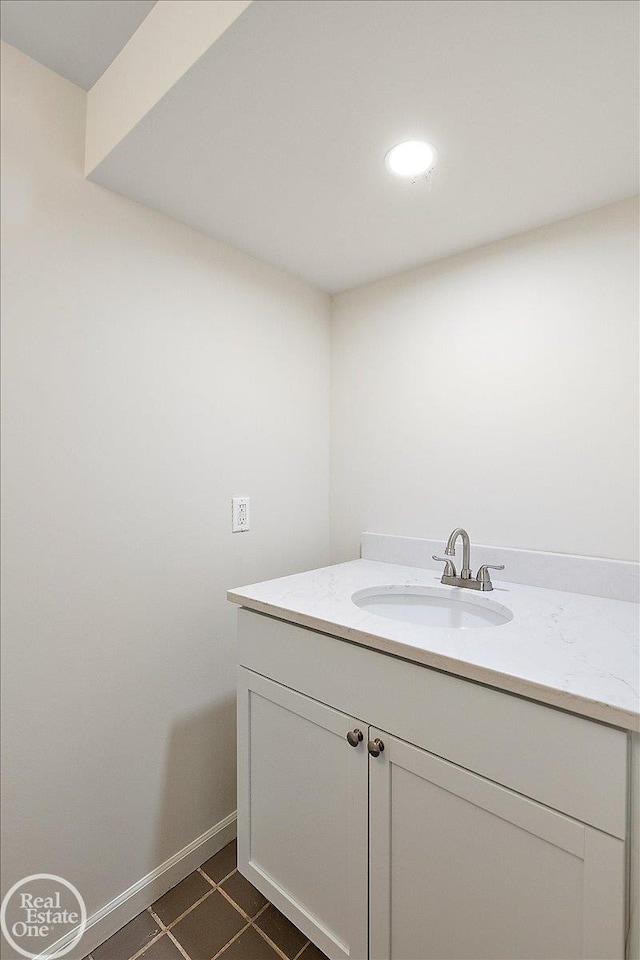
top-left (229, 535), bottom-right (639, 960)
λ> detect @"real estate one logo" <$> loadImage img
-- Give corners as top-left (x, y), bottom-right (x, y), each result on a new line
top-left (1, 874), bottom-right (87, 960)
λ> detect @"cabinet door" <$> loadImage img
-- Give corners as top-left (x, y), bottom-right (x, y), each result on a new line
top-left (237, 668), bottom-right (368, 960)
top-left (369, 730), bottom-right (625, 960)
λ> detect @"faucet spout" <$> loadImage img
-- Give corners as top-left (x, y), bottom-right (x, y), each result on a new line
top-left (445, 527), bottom-right (472, 578)
top-left (434, 527), bottom-right (505, 591)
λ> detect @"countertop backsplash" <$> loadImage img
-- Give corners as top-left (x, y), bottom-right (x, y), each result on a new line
top-left (361, 532), bottom-right (640, 603)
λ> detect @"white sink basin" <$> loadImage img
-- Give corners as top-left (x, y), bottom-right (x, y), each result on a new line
top-left (351, 585), bottom-right (513, 629)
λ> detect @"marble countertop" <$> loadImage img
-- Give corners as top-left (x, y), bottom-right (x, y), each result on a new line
top-left (228, 559), bottom-right (640, 731)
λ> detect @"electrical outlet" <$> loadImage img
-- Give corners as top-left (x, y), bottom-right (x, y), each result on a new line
top-left (232, 497), bottom-right (250, 532)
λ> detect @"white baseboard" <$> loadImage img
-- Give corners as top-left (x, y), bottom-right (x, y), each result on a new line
top-left (39, 811), bottom-right (237, 960)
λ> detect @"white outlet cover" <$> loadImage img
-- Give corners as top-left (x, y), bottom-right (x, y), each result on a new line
top-left (232, 497), bottom-right (250, 532)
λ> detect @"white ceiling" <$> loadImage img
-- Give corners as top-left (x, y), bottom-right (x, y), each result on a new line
top-left (0, 0), bottom-right (155, 88)
top-left (5, 0), bottom-right (639, 292)
top-left (90, 0), bottom-right (639, 292)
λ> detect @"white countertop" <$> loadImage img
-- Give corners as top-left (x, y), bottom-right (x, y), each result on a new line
top-left (228, 558), bottom-right (640, 731)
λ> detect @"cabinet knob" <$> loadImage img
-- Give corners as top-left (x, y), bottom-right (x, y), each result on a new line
top-left (346, 728), bottom-right (363, 747)
top-left (367, 738), bottom-right (385, 757)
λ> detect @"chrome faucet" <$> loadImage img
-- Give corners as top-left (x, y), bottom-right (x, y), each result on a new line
top-left (445, 527), bottom-right (472, 579)
top-left (433, 527), bottom-right (504, 592)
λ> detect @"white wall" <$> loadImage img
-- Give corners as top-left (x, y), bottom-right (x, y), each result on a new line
top-left (331, 198), bottom-right (639, 563)
top-left (2, 31), bottom-right (638, 960)
top-left (0, 38), bottom-right (330, 947)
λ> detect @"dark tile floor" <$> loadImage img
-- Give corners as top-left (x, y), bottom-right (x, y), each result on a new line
top-left (84, 841), bottom-right (329, 960)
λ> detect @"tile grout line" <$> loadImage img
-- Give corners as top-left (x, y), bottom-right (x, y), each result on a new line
top-left (94, 846), bottom-right (324, 960)
top-left (249, 916), bottom-right (298, 960)
top-left (147, 906), bottom-right (167, 932)
top-left (147, 870), bottom-right (272, 960)
top-left (165, 927), bottom-right (193, 960)
top-left (138, 865), bottom-right (243, 960)
top-left (147, 905), bottom-right (191, 960)
top-left (128, 928), bottom-right (166, 960)
top-left (208, 919), bottom-right (253, 960)
top-left (253, 903), bottom-right (270, 920)
top-left (292, 940), bottom-right (311, 960)
top-left (203, 893), bottom-right (293, 960)
top-left (198, 867), bottom-right (297, 960)
top-left (194, 887), bottom-right (270, 960)
top-left (200, 878), bottom-right (310, 960)
top-left (199, 865), bottom-right (237, 888)
top-left (199, 887), bottom-right (291, 960)
top-left (216, 884), bottom-right (263, 923)
top-left (222, 863), bottom-right (315, 960)
top-left (209, 858), bottom-right (317, 960)
top-left (155, 887), bottom-right (218, 933)
top-left (125, 908), bottom-right (169, 960)
top-left (197, 866), bottom-right (219, 888)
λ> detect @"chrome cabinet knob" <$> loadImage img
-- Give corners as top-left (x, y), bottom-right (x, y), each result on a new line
top-left (367, 738), bottom-right (385, 757)
top-left (346, 728), bottom-right (363, 747)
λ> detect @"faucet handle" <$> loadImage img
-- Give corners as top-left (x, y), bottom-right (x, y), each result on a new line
top-left (433, 555), bottom-right (457, 578)
top-left (476, 563), bottom-right (505, 584)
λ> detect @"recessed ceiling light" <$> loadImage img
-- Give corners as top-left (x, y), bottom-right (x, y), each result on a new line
top-left (385, 140), bottom-right (437, 178)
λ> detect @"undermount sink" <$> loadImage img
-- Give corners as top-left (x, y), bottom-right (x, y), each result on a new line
top-left (351, 585), bottom-right (513, 629)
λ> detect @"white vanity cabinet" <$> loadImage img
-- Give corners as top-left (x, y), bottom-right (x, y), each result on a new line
top-left (236, 608), bottom-right (629, 960)
top-left (368, 731), bottom-right (624, 960)
top-left (237, 669), bottom-right (368, 960)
